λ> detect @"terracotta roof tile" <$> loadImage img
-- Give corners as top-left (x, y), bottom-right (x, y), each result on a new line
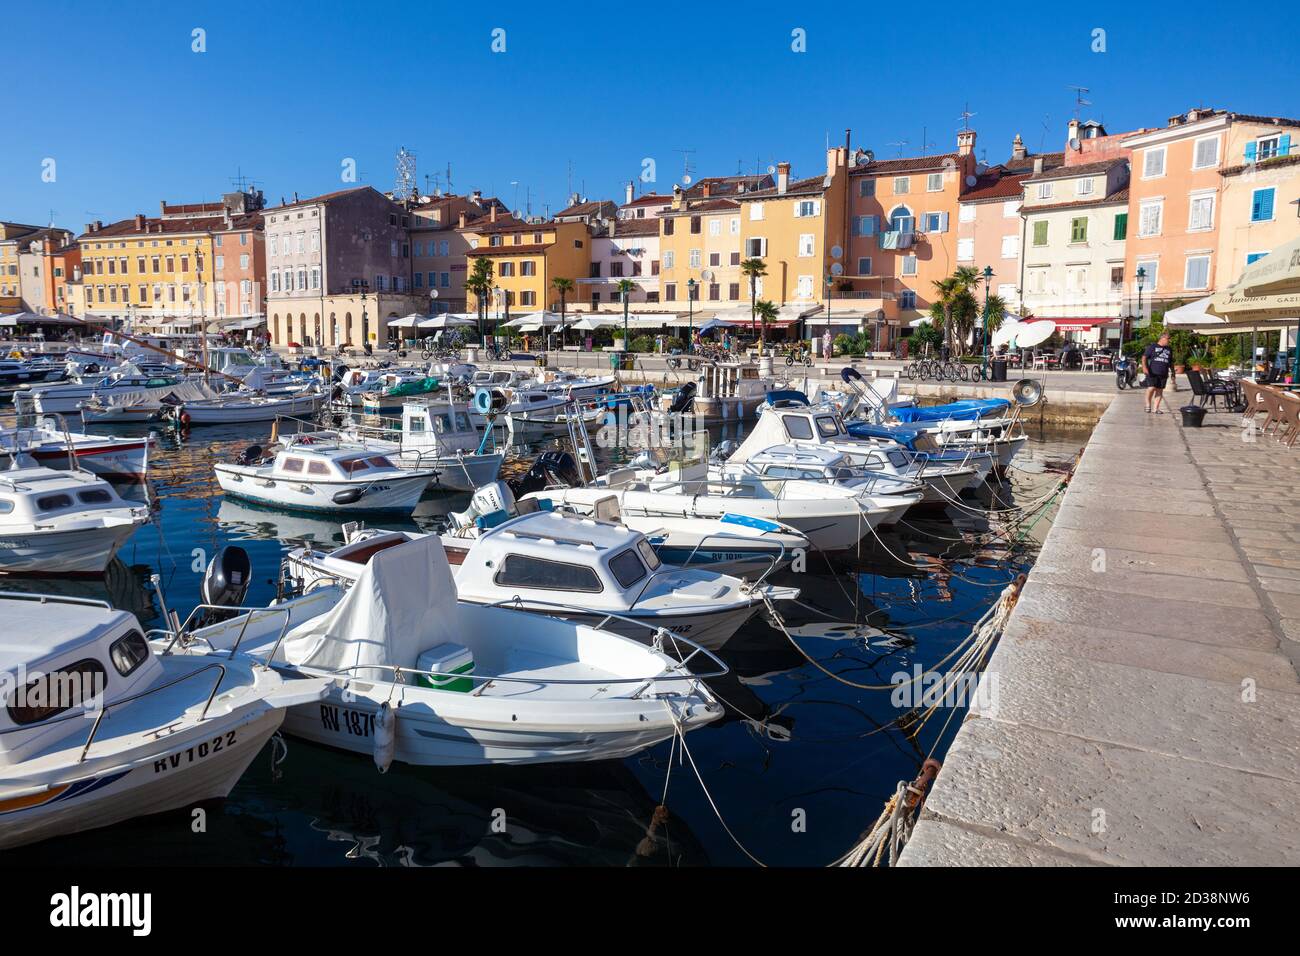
top-left (960, 172), bottom-right (1030, 204)
top-left (467, 243), bottom-right (549, 256)
top-left (265, 186), bottom-right (372, 211)
top-left (851, 152), bottom-right (960, 176)
top-left (1023, 157), bottom-right (1125, 183)
top-left (1025, 187), bottom-right (1128, 211)
top-left (79, 212), bottom-right (262, 240)
top-left (742, 175), bottom-right (827, 199)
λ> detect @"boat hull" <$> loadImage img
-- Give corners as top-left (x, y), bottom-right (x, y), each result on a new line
top-left (215, 467), bottom-right (430, 514)
top-left (0, 707), bottom-right (281, 850)
top-left (0, 520), bottom-right (144, 575)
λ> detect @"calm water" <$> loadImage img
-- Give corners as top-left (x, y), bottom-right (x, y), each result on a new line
top-left (0, 408), bottom-right (1087, 867)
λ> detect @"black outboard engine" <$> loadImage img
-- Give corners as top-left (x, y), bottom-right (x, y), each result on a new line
top-left (332, 363), bottom-right (350, 382)
top-left (197, 546), bottom-right (252, 626)
top-left (235, 445), bottom-right (263, 466)
top-left (668, 380), bottom-right (696, 414)
top-left (507, 451), bottom-right (581, 498)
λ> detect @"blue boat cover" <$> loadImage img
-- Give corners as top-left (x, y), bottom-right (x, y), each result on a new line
top-left (720, 512), bottom-right (784, 533)
top-left (764, 389), bottom-right (810, 407)
top-left (888, 398), bottom-right (1010, 423)
top-left (845, 422), bottom-right (925, 446)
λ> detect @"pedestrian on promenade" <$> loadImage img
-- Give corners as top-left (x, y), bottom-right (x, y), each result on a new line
top-left (822, 328), bottom-right (833, 362)
top-left (1143, 332), bottom-right (1173, 414)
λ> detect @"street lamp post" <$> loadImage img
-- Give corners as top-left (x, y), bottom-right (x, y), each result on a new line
top-left (1133, 266), bottom-right (1146, 358)
top-left (687, 278), bottom-right (696, 353)
top-left (981, 265), bottom-right (993, 375)
top-left (493, 285), bottom-right (504, 352)
top-left (825, 276), bottom-right (833, 353)
top-left (360, 290), bottom-right (368, 355)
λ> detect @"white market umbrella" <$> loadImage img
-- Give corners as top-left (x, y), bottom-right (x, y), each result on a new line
top-left (388, 313), bottom-right (427, 329)
top-left (1011, 320), bottom-right (1055, 349)
top-left (416, 314), bottom-right (476, 330)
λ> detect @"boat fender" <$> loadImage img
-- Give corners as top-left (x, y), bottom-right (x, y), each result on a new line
top-left (179, 411), bottom-right (191, 427)
top-left (332, 487), bottom-right (365, 505)
top-left (373, 702), bottom-right (396, 774)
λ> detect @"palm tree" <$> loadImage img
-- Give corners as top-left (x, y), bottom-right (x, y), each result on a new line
top-left (982, 294), bottom-right (1008, 336)
top-left (754, 299), bottom-right (779, 354)
top-left (931, 275), bottom-right (961, 355)
top-left (552, 276), bottom-right (574, 348)
top-left (740, 258), bottom-right (767, 347)
top-left (616, 279), bottom-right (635, 353)
top-left (465, 257), bottom-right (494, 347)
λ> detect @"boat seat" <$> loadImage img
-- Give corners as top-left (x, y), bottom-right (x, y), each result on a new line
top-left (475, 509), bottom-right (510, 530)
top-left (336, 536), bottom-right (408, 564)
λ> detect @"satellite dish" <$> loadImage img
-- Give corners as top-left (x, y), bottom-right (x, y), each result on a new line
top-left (767, 165), bottom-right (776, 175)
top-left (1013, 320), bottom-right (1056, 349)
top-left (965, 174), bottom-right (978, 187)
top-left (682, 174), bottom-right (692, 185)
top-left (830, 245), bottom-right (843, 259)
top-left (429, 289), bottom-right (439, 299)
top-left (822, 175), bottom-right (832, 188)
top-left (864, 150), bottom-right (875, 163)
top-left (831, 262), bottom-right (843, 276)
top-left (701, 270), bottom-right (714, 281)
top-left (1068, 137), bottom-right (1082, 151)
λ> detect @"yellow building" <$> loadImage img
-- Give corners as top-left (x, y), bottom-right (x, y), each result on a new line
top-left (1215, 126), bottom-right (1300, 289)
top-left (657, 189), bottom-right (745, 309)
top-left (737, 149), bottom-right (849, 324)
top-left (462, 217), bottom-right (591, 318)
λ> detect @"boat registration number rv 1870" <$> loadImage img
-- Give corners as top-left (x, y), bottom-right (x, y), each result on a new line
top-left (320, 704), bottom-right (374, 737)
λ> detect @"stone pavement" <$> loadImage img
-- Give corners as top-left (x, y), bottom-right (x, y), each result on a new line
top-left (898, 389), bottom-right (1300, 866)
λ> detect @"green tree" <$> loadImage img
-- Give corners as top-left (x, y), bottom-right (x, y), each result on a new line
top-left (551, 276), bottom-right (574, 348)
top-left (465, 257), bottom-right (495, 345)
top-left (754, 299), bottom-right (779, 354)
top-left (740, 258), bottom-right (767, 346)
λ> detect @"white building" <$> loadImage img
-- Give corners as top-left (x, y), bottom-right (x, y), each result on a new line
top-left (1019, 157), bottom-right (1131, 343)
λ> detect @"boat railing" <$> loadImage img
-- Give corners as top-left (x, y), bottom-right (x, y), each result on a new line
top-left (332, 600), bottom-right (727, 697)
top-left (0, 661), bottom-right (230, 764)
top-left (673, 529), bottom-right (785, 591)
top-left (162, 602), bottom-right (301, 671)
top-left (0, 591), bottom-right (112, 610)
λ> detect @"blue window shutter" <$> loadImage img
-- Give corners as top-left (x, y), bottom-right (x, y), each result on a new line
top-left (1244, 141), bottom-right (1257, 162)
top-left (1280, 134), bottom-right (1292, 156)
top-left (939, 211), bottom-right (949, 232)
top-left (1262, 189), bottom-right (1275, 219)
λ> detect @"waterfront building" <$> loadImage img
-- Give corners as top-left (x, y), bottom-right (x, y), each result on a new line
top-left (462, 216), bottom-right (591, 321)
top-left (409, 191), bottom-right (509, 313)
top-left (264, 186), bottom-right (420, 348)
top-left (0, 221), bottom-right (45, 312)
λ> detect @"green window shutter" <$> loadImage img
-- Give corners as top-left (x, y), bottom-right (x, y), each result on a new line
top-left (1032, 221), bottom-right (1048, 246)
top-left (1071, 217), bottom-right (1088, 242)
top-left (1113, 212), bottom-right (1128, 240)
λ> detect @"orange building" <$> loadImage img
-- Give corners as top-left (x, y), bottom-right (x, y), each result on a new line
top-left (845, 131), bottom-right (978, 346)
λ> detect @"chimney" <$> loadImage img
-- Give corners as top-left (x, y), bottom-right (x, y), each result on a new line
top-left (672, 184), bottom-right (684, 210)
top-left (458, 211), bottom-right (467, 229)
top-left (1011, 133), bottom-right (1027, 162)
top-left (489, 206), bottom-right (497, 223)
top-left (1033, 156), bottom-right (1045, 175)
top-left (957, 130), bottom-right (976, 157)
top-left (95, 220), bottom-right (103, 231)
top-left (776, 162), bottom-right (791, 194)
top-left (133, 213), bottom-right (145, 230)
top-left (702, 181), bottom-right (712, 198)
top-left (625, 181), bottom-right (635, 205)
top-left (471, 190), bottom-right (482, 203)
top-left (569, 192), bottom-right (580, 208)
top-left (159, 200), bottom-right (167, 217)
top-left (608, 218), bottom-right (616, 238)
top-left (1067, 118), bottom-right (1081, 143)
top-left (827, 146), bottom-right (846, 175)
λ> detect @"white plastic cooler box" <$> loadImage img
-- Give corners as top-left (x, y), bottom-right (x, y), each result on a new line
top-left (415, 643), bottom-right (475, 692)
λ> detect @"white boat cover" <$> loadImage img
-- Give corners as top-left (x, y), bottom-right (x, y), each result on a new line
top-left (92, 378), bottom-right (221, 408)
top-left (279, 534), bottom-right (457, 672)
top-left (726, 405), bottom-right (801, 465)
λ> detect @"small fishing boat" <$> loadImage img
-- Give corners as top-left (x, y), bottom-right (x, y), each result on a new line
top-left (0, 416), bottom-right (154, 480)
top-left (214, 435), bottom-right (434, 514)
top-left (0, 467), bottom-right (151, 575)
top-left (16, 367), bottom-right (182, 415)
top-left (166, 386), bottom-right (325, 426)
top-left (359, 371), bottom-right (442, 413)
top-left (0, 593), bottom-right (326, 850)
top-left (79, 379), bottom-right (225, 425)
top-left (178, 535), bottom-right (725, 767)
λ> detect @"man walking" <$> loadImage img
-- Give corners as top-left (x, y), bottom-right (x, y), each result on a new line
top-left (1143, 332), bottom-right (1173, 414)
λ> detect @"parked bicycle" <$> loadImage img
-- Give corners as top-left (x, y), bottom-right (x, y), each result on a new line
top-left (783, 344), bottom-right (813, 368)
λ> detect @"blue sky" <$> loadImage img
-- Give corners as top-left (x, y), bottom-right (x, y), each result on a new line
top-left (3, 0), bottom-right (1297, 230)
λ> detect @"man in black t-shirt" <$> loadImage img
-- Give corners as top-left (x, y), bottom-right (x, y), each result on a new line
top-left (1142, 333), bottom-right (1173, 414)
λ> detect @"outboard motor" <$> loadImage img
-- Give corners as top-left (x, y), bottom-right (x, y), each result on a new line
top-left (668, 381), bottom-right (696, 414)
top-left (197, 546), bottom-right (252, 626)
top-left (710, 439), bottom-right (739, 462)
top-left (448, 480), bottom-right (517, 530)
top-left (507, 451), bottom-right (580, 499)
top-left (235, 444), bottom-right (263, 466)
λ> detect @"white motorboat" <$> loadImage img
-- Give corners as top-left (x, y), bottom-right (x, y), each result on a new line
top-left (0, 593), bottom-right (326, 850)
top-left (214, 435), bottom-right (434, 514)
top-left (689, 361), bottom-right (781, 422)
top-left (176, 534), bottom-right (725, 767)
top-left (358, 370), bottom-right (443, 413)
top-left (168, 386), bottom-right (325, 426)
top-left (339, 400), bottom-right (505, 493)
top-left (0, 468), bottom-right (151, 575)
top-left (724, 405), bottom-right (980, 506)
top-left (332, 366), bottom-right (424, 408)
top-left (455, 476), bottom-right (809, 577)
top-left (79, 379), bottom-right (224, 425)
top-left (283, 511), bottom-right (796, 650)
top-left (531, 370), bottom-right (617, 400)
top-left (0, 416), bottom-right (154, 480)
top-left (538, 459), bottom-right (920, 554)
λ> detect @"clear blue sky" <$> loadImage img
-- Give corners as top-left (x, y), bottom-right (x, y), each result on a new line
top-left (3, 0), bottom-right (1297, 230)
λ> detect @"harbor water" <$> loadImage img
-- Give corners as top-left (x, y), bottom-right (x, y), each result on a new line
top-left (0, 409), bottom-right (1087, 866)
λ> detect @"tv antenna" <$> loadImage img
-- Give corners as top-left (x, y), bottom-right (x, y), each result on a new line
top-left (920, 126), bottom-right (937, 156)
top-left (887, 140), bottom-right (909, 158)
top-left (1067, 86), bottom-right (1092, 118)
top-left (229, 167), bottom-right (260, 194)
top-left (958, 103), bottom-right (976, 131)
top-left (675, 147), bottom-right (696, 184)
top-left (394, 146), bottom-right (418, 200)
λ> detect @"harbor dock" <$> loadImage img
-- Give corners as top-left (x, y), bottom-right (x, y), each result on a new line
top-left (898, 395), bottom-right (1300, 866)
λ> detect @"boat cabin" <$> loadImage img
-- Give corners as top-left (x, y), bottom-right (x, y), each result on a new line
top-left (469, 369), bottom-right (527, 389)
top-left (731, 406), bottom-right (913, 472)
top-left (269, 442), bottom-right (403, 481)
top-left (0, 469), bottom-right (134, 526)
top-left (0, 596), bottom-right (158, 767)
top-left (401, 401), bottom-right (479, 443)
top-left (457, 511), bottom-right (663, 601)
